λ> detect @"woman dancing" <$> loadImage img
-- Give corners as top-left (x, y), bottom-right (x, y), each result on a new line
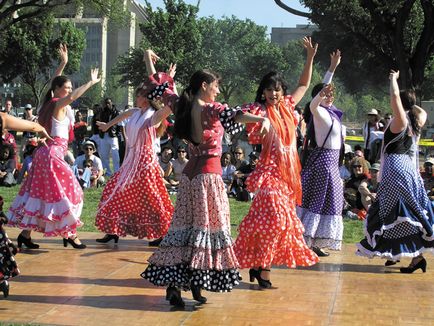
top-left (94, 50), bottom-right (174, 244)
top-left (357, 70), bottom-right (434, 273)
top-left (141, 60), bottom-right (270, 306)
top-left (8, 44), bottom-right (100, 249)
top-left (234, 37), bottom-right (319, 288)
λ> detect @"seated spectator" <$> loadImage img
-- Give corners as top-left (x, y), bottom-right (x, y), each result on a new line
top-left (421, 157), bottom-right (434, 192)
top-left (159, 146), bottom-right (174, 188)
top-left (167, 145), bottom-right (189, 192)
top-left (232, 146), bottom-right (248, 170)
top-left (1, 128), bottom-right (17, 160)
top-left (221, 152), bottom-right (236, 194)
top-left (74, 140), bottom-right (105, 188)
top-left (17, 141), bottom-right (38, 184)
top-left (232, 151), bottom-right (259, 201)
top-left (358, 162), bottom-right (380, 211)
top-left (340, 152), bottom-right (354, 181)
top-left (0, 143), bottom-right (16, 187)
top-left (344, 156), bottom-right (370, 216)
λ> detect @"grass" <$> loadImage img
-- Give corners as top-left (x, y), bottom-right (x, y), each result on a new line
top-left (1, 185), bottom-right (364, 243)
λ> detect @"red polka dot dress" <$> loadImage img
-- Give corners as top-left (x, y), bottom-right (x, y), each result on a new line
top-left (234, 98), bottom-right (319, 268)
top-left (95, 108), bottom-right (173, 239)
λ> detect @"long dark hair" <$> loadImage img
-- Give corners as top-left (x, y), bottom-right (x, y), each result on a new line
top-left (400, 89), bottom-right (420, 136)
top-left (38, 75), bottom-right (70, 134)
top-left (174, 70), bottom-right (220, 142)
top-left (255, 71), bottom-right (288, 104)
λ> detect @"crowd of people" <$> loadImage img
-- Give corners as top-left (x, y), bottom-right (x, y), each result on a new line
top-left (1, 39), bottom-right (434, 307)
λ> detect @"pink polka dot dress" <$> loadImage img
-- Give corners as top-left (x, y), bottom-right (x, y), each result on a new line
top-left (8, 103), bottom-right (83, 238)
top-left (95, 108), bottom-right (173, 239)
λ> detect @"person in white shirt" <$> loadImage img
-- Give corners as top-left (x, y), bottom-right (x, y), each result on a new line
top-left (74, 140), bottom-right (105, 187)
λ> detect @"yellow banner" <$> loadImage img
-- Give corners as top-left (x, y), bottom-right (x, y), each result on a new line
top-left (345, 135), bottom-right (434, 147)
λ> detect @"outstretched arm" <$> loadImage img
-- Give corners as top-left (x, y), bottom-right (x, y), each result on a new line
top-left (323, 49), bottom-right (341, 84)
top-left (1, 112), bottom-right (51, 139)
top-left (291, 37), bottom-right (318, 105)
top-left (388, 70), bottom-right (407, 134)
top-left (144, 49), bottom-right (159, 76)
top-left (55, 68), bottom-right (101, 110)
top-left (97, 109), bottom-right (136, 132)
top-left (53, 43), bottom-right (68, 78)
top-left (235, 112), bottom-right (270, 135)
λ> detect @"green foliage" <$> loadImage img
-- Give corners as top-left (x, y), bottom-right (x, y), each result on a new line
top-left (298, 0), bottom-right (434, 94)
top-left (0, 15), bottom-right (86, 107)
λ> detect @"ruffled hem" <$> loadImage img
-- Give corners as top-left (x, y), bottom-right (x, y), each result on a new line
top-left (356, 242), bottom-right (434, 261)
top-left (297, 207), bottom-right (343, 250)
top-left (0, 230), bottom-right (20, 281)
top-left (95, 212), bottom-right (172, 239)
top-left (7, 195), bottom-right (83, 238)
top-left (141, 263), bottom-right (240, 292)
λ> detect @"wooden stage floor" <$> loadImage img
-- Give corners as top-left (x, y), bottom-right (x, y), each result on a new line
top-left (1, 228), bottom-right (433, 326)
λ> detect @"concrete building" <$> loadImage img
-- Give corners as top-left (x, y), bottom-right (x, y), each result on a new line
top-left (271, 24), bottom-right (319, 46)
top-left (57, 0), bottom-right (147, 107)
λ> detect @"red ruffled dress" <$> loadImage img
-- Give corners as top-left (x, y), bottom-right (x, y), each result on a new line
top-left (95, 108), bottom-right (173, 239)
top-left (234, 96), bottom-right (319, 268)
top-left (8, 102), bottom-right (83, 238)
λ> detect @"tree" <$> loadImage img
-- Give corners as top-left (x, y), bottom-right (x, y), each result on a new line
top-left (0, 15), bottom-right (86, 107)
top-left (0, 0), bottom-right (128, 30)
top-left (115, 0), bottom-right (204, 88)
top-left (274, 0), bottom-right (434, 96)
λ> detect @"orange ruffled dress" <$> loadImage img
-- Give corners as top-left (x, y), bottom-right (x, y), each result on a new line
top-left (234, 96), bottom-right (319, 268)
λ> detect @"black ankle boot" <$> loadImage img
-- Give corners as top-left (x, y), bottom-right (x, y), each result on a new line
top-left (0, 281), bottom-right (9, 298)
top-left (191, 283), bottom-right (207, 303)
top-left (166, 286), bottom-right (185, 307)
top-left (96, 234), bottom-right (119, 243)
top-left (400, 258), bottom-right (427, 274)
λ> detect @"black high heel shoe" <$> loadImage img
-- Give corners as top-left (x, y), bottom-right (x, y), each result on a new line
top-left (148, 238), bottom-right (163, 247)
top-left (63, 237), bottom-right (87, 249)
top-left (385, 260), bottom-right (400, 266)
top-left (191, 283), bottom-right (207, 303)
top-left (400, 258), bottom-right (427, 274)
top-left (17, 234), bottom-right (39, 249)
top-left (249, 267), bottom-right (272, 288)
top-left (96, 234), bottom-right (119, 243)
top-left (166, 286), bottom-right (185, 307)
top-left (312, 247), bottom-right (330, 257)
top-left (0, 280), bottom-right (9, 298)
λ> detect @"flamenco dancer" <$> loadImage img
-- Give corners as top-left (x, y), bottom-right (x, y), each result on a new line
top-left (142, 57), bottom-right (269, 306)
top-left (8, 44), bottom-right (101, 249)
top-left (234, 37), bottom-right (319, 288)
top-left (296, 50), bottom-right (344, 257)
top-left (357, 70), bottom-right (434, 273)
top-left (0, 110), bottom-right (51, 297)
top-left (94, 50), bottom-right (174, 244)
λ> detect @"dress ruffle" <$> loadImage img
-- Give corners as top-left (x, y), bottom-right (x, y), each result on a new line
top-left (7, 138), bottom-right (83, 238)
top-left (142, 174), bottom-right (240, 292)
top-left (0, 227), bottom-right (19, 281)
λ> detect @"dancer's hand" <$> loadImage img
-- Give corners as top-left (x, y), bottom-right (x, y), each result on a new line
top-left (260, 117), bottom-right (270, 135)
top-left (58, 43), bottom-right (68, 64)
top-left (167, 63), bottom-right (177, 78)
top-left (144, 49), bottom-right (160, 64)
top-left (302, 36), bottom-right (318, 58)
top-left (96, 121), bottom-right (109, 132)
top-left (389, 70), bottom-right (399, 80)
top-left (329, 49), bottom-right (341, 70)
top-left (38, 128), bottom-right (52, 144)
top-left (90, 68), bottom-right (101, 85)
top-left (319, 84), bottom-right (335, 99)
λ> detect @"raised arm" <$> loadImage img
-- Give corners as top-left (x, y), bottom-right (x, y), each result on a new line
top-left (323, 49), bottom-right (341, 84)
top-left (96, 109), bottom-right (136, 132)
top-left (53, 43), bottom-right (68, 78)
top-left (291, 37), bottom-right (318, 105)
top-left (144, 49), bottom-right (159, 76)
top-left (388, 70), bottom-right (407, 134)
top-left (310, 84), bottom-right (334, 116)
top-left (55, 68), bottom-right (101, 110)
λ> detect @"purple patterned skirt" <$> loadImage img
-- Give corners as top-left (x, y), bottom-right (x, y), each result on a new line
top-left (297, 148), bottom-right (343, 250)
